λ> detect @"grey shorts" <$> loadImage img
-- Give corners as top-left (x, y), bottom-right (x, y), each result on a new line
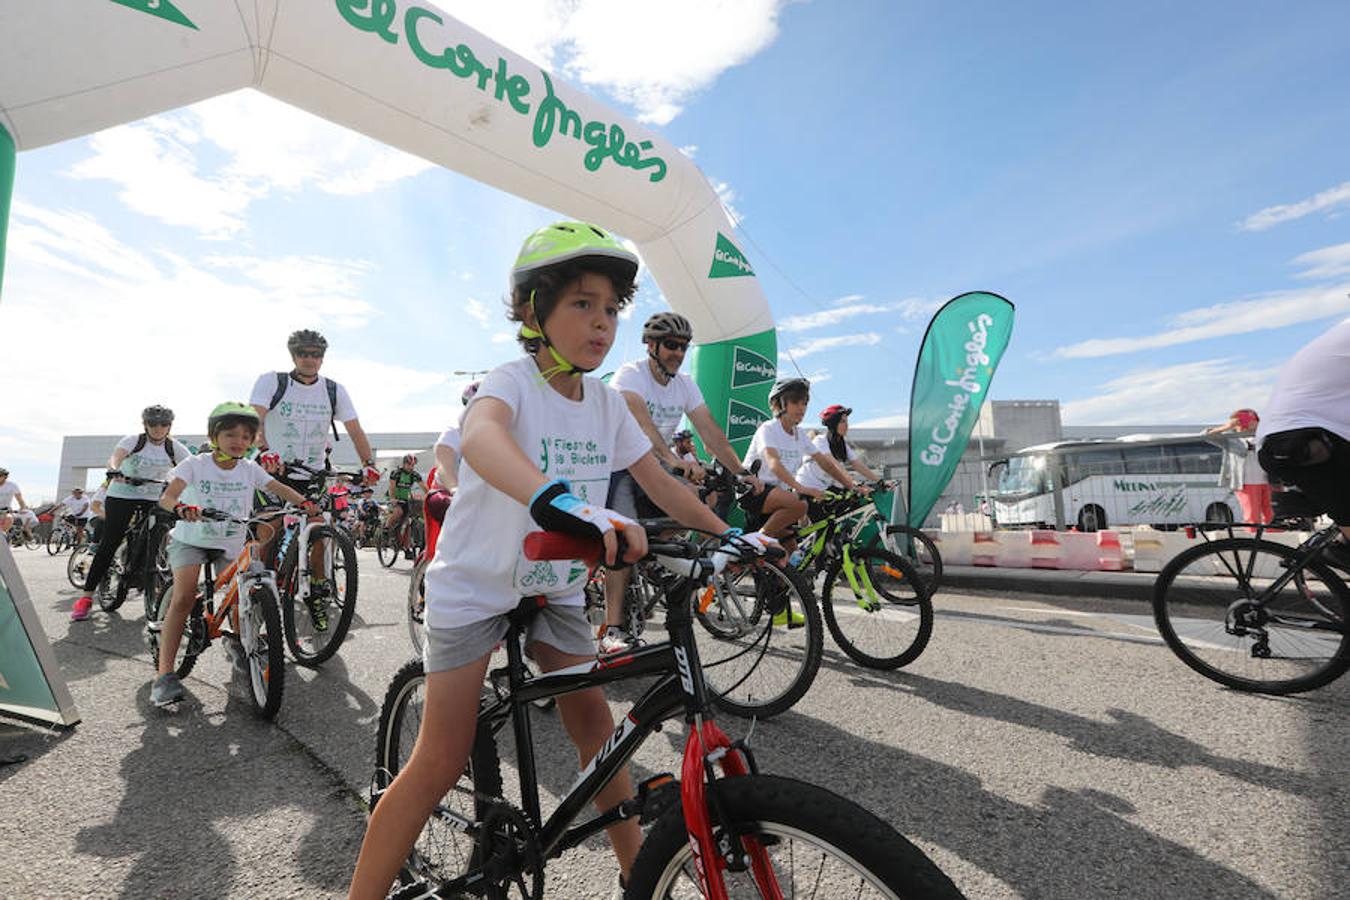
top-left (423, 602), bottom-right (595, 673)
top-left (167, 538), bottom-right (228, 570)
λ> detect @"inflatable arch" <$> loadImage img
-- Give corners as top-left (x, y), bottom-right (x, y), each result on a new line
top-left (0, 0), bottom-right (778, 448)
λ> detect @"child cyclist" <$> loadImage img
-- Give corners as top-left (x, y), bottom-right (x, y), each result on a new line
top-left (348, 222), bottom-right (774, 898)
top-left (150, 403), bottom-right (316, 707)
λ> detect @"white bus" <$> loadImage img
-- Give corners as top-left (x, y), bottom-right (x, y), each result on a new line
top-left (990, 434), bottom-right (1242, 531)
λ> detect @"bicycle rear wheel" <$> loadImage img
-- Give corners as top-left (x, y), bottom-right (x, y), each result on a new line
top-left (627, 774), bottom-right (963, 899)
top-left (374, 658), bottom-right (503, 886)
top-left (1152, 538), bottom-right (1350, 694)
top-left (68, 542), bottom-right (95, 589)
top-left (280, 525), bottom-right (359, 667)
top-left (880, 524), bottom-right (943, 596)
top-left (241, 583), bottom-right (286, 719)
top-left (690, 563), bottom-right (823, 719)
top-left (821, 547), bottom-right (933, 670)
top-left (99, 541), bottom-right (133, 612)
top-left (46, 527), bottom-right (66, 556)
top-left (148, 582), bottom-right (207, 678)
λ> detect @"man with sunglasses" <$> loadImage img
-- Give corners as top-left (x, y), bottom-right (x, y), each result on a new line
top-left (598, 311), bottom-right (771, 652)
top-left (249, 329), bottom-right (378, 491)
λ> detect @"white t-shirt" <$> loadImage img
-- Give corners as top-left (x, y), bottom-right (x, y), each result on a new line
top-left (249, 373), bottom-right (358, 478)
top-left (609, 360), bottom-right (706, 444)
top-left (107, 434), bottom-right (193, 501)
top-left (58, 494), bottom-right (92, 518)
top-left (797, 434), bottom-right (857, 491)
top-left (1257, 319), bottom-right (1350, 445)
top-left (0, 481), bottom-right (21, 510)
top-left (437, 425), bottom-right (462, 455)
top-left (424, 357), bottom-right (650, 629)
top-left (743, 418), bottom-right (817, 486)
top-left (167, 455), bottom-right (274, 554)
top-left (90, 483), bottom-right (108, 516)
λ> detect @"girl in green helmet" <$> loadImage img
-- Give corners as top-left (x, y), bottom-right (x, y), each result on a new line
top-left (348, 223), bottom-right (776, 898)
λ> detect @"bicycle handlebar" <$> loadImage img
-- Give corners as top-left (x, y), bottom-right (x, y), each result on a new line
top-left (106, 470), bottom-right (168, 486)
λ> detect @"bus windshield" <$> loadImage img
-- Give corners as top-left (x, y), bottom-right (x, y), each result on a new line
top-left (997, 455), bottom-right (1049, 497)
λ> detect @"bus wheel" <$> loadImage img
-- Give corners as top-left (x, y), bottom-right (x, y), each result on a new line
top-left (1204, 502), bottom-right (1233, 524)
top-left (1077, 505), bottom-right (1106, 532)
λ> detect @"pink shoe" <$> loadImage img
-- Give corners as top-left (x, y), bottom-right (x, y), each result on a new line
top-left (70, 596), bottom-right (94, 621)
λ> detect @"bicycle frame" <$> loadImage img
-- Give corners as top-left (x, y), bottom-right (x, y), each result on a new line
top-left (413, 554), bottom-right (783, 899)
top-left (198, 539), bottom-right (278, 643)
top-left (1190, 522), bottom-right (1346, 619)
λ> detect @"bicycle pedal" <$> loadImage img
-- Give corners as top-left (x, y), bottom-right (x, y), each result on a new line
top-left (636, 773), bottom-right (679, 825)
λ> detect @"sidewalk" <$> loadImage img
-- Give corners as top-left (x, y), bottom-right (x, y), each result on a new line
top-left (941, 564), bottom-right (1158, 602)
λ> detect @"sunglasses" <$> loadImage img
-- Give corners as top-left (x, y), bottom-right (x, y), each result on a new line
top-left (144, 420), bottom-right (172, 427)
top-left (294, 349), bottom-right (325, 359)
top-left (660, 339), bottom-right (689, 353)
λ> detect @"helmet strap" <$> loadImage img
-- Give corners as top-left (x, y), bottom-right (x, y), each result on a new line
top-left (647, 348), bottom-right (676, 382)
top-left (290, 368), bottom-right (318, 385)
top-left (524, 289), bottom-right (592, 379)
top-left (208, 439), bottom-right (243, 464)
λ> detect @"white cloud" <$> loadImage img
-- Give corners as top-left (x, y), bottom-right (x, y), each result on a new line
top-left (1052, 284), bottom-right (1350, 359)
top-left (0, 202), bottom-right (446, 498)
top-left (450, 0), bottom-right (790, 125)
top-left (712, 179), bottom-right (743, 225)
top-left (830, 294), bottom-right (866, 307)
top-left (1239, 180), bottom-right (1350, 231)
top-left (465, 297), bottom-right (493, 327)
top-left (1061, 360), bottom-right (1282, 425)
top-left (1292, 241), bottom-right (1350, 280)
top-left (66, 91), bottom-right (434, 237)
top-left (491, 331), bottom-right (517, 344)
top-left (782, 332), bottom-right (882, 359)
top-left (778, 303), bottom-right (893, 332)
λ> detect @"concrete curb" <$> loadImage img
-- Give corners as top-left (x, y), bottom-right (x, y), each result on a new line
top-left (940, 564), bottom-right (1157, 602)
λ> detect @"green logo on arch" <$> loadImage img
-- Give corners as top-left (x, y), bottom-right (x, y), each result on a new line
top-left (726, 399), bottom-right (769, 443)
top-left (110, 0), bottom-right (199, 30)
top-left (709, 233), bottom-right (755, 279)
top-left (731, 346), bottom-right (776, 389)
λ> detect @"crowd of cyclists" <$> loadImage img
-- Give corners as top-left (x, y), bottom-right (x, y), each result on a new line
top-left (5, 217), bottom-right (1345, 899)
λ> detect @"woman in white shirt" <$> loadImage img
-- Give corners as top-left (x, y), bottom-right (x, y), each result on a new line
top-left (796, 404), bottom-right (882, 493)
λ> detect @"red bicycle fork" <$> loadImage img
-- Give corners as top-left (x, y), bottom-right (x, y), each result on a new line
top-left (680, 719), bottom-right (782, 900)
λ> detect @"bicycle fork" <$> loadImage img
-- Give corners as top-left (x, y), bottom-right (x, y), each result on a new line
top-left (236, 563), bottom-right (277, 657)
top-left (681, 718), bottom-right (783, 900)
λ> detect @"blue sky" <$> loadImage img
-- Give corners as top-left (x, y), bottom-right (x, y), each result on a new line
top-left (4, 0), bottom-right (1350, 500)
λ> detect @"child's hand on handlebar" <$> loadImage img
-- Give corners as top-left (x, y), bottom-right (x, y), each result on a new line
top-left (174, 503), bottom-right (202, 522)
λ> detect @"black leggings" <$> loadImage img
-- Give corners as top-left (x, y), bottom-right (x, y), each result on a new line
top-left (83, 496), bottom-right (156, 594)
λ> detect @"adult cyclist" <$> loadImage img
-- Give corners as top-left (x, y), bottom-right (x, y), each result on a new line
top-left (599, 311), bottom-right (782, 653)
top-left (52, 486), bottom-right (92, 545)
top-left (71, 405), bottom-right (191, 622)
top-left (0, 467), bottom-right (37, 545)
top-left (384, 453), bottom-right (425, 557)
top-left (1256, 319), bottom-right (1350, 563)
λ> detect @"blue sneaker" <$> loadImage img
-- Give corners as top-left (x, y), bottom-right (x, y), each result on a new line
top-left (150, 672), bottom-right (185, 707)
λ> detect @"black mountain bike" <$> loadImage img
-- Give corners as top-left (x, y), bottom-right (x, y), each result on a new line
top-left (372, 525), bottom-right (962, 899)
top-left (97, 474), bottom-right (176, 615)
top-left (268, 461), bottom-right (361, 667)
top-left (1152, 521), bottom-right (1349, 694)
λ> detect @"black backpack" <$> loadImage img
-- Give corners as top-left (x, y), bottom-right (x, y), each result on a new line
top-left (268, 372), bottom-right (341, 441)
top-left (130, 433), bottom-right (177, 464)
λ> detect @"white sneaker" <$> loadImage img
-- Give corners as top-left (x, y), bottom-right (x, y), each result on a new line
top-left (597, 626), bottom-right (640, 656)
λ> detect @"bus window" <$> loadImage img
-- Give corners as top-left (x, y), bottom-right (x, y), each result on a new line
top-left (998, 455), bottom-right (1048, 496)
top-left (1123, 444), bottom-right (1171, 475)
top-left (1062, 448), bottom-right (1125, 485)
top-left (1167, 442), bottom-right (1222, 474)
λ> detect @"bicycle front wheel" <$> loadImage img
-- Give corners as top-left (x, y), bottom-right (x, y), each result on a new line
top-left (241, 583), bottom-right (286, 719)
top-left (693, 563), bottom-right (823, 719)
top-left (1153, 538), bottom-right (1350, 694)
top-left (880, 524), bottom-right (944, 596)
top-left (407, 559), bottom-right (428, 655)
top-left (374, 658), bottom-right (503, 887)
top-left (46, 527), bottom-right (66, 556)
top-left (377, 526), bottom-right (399, 568)
top-left (627, 774), bottom-right (963, 899)
top-left (821, 548), bottom-right (933, 670)
top-left (280, 525), bottom-right (359, 667)
top-left (99, 541), bottom-right (133, 612)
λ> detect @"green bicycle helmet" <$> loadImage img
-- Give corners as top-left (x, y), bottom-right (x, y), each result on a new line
top-left (207, 402), bottom-right (261, 439)
top-left (510, 221), bottom-right (639, 288)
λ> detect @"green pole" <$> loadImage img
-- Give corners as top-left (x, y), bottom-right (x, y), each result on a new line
top-left (0, 123), bottom-right (14, 302)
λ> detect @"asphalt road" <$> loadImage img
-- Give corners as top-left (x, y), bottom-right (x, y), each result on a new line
top-left (2, 547), bottom-right (1347, 899)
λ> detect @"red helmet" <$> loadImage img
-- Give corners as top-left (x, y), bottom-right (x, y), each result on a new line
top-left (820, 404), bottom-right (852, 426)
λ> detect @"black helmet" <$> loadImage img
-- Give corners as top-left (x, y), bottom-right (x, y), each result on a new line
top-left (642, 311), bottom-right (693, 343)
top-left (142, 405), bottom-right (174, 426)
top-left (287, 329), bottom-right (328, 353)
top-left (768, 377), bottom-right (811, 407)
top-left (0, 467), bottom-right (9, 477)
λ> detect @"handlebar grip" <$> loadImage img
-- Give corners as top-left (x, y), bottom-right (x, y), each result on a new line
top-left (523, 531), bottom-right (602, 563)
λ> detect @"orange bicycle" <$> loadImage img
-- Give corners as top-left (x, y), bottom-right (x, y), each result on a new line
top-left (147, 508), bottom-right (287, 719)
